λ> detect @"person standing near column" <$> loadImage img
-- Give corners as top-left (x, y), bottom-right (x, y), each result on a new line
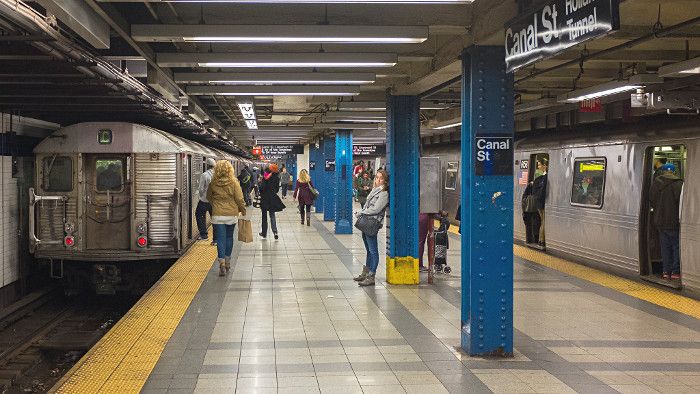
top-left (280, 167), bottom-right (292, 199)
top-left (532, 158), bottom-right (548, 247)
top-left (294, 169), bottom-right (315, 226)
top-left (354, 170), bottom-right (389, 287)
top-left (207, 160), bottom-right (247, 276)
top-left (196, 158), bottom-right (216, 244)
top-left (650, 163), bottom-right (684, 280)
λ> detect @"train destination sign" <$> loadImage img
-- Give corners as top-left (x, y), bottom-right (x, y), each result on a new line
top-left (474, 135), bottom-right (513, 176)
top-left (352, 144), bottom-right (386, 156)
top-left (505, 0), bottom-right (620, 72)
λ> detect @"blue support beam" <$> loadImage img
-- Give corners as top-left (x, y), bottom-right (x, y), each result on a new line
top-left (460, 46), bottom-right (515, 356)
top-left (286, 155), bottom-right (297, 185)
top-left (334, 130), bottom-right (353, 234)
top-left (385, 95), bottom-right (420, 284)
top-left (312, 139), bottom-right (324, 213)
top-left (323, 136), bottom-right (336, 222)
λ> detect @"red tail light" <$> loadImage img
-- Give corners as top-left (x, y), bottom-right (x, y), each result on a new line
top-left (137, 236), bottom-right (147, 248)
top-left (64, 235), bottom-right (75, 247)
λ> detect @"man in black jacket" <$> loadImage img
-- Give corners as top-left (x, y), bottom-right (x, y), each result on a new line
top-left (531, 158), bottom-right (548, 247)
top-left (650, 163), bottom-right (684, 279)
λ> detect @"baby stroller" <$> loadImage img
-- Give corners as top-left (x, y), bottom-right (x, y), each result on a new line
top-left (433, 213), bottom-right (452, 274)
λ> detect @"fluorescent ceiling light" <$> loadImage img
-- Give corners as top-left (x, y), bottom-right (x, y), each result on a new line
top-left (157, 52), bottom-right (397, 68)
top-left (174, 72), bottom-right (376, 85)
top-left (186, 85), bottom-right (360, 96)
top-left (324, 119), bottom-right (387, 123)
top-left (514, 97), bottom-right (559, 114)
top-left (433, 121), bottom-right (461, 130)
top-left (133, 25), bottom-right (428, 44)
top-left (151, 1), bottom-right (472, 3)
top-left (337, 101), bottom-right (449, 111)
top-left (658, 57), bottom-right (700, 77)
top-left (314, 123), bottom-right (380, 130)
top-left (228, 126), bottom-right (312, 133)
top-left (557, 74), bottom-right (663, 103)
top-left (324, 111), bottom-right (386, 119)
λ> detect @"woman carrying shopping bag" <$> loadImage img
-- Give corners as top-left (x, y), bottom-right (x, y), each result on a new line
top-left (207, 160), bottom-right (247, 276)
top-left (353, 170), bottom-right (389, 286)
top-left (294, 169), bottom-right (317, 226)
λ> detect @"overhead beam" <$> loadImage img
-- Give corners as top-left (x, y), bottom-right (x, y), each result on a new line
top-left (36, 0), bottom-right (110, 49)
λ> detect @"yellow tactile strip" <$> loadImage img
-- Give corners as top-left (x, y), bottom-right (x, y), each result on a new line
top-left (51, 241), bottom-right (216, 394)
top-left (442, 220), bottom-right (700, 319)
top-left (513, 244), bottom-right (700, 319)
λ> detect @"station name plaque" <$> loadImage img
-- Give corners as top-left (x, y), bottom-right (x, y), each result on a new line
top-left (474, 135), bottom-right (513, 176)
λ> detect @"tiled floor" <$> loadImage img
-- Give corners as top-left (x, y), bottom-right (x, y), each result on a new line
top-left (142, 203), bottom-right (700, 394)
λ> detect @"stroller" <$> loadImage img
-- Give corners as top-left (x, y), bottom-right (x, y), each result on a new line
top-left (433, 211), bottom-right (452, 274)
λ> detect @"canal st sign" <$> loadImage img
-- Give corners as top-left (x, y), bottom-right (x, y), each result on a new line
top-left (505, 0), bottom-right (620, 73)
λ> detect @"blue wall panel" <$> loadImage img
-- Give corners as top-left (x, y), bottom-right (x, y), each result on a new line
top-left (323, 136), bottom-right (336, 222)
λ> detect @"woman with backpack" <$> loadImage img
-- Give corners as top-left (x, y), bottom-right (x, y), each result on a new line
top-left (293, 169), bottom-right (316, 226)
top-left (353, 169), bottom-right (389, 286)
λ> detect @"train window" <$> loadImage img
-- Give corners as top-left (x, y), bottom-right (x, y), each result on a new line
top-left (570, 158), bottom-right (607, 209)
top-left (652, 145), bottom-right (686, 180)
top-left (42, 156), bottom-right (72, 192)
top-left (444, 161), bottom-right (458, 190)
top-left (95, 158), bottom-right (124, 192)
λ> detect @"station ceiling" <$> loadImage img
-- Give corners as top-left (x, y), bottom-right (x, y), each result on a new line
top-left (1, 0), bottom-right (699, 148)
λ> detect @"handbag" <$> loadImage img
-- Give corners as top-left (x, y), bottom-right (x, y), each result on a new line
top-left (237, 218), bottom-right (253, 243)
top-left (310, 185), bottom-right (319, 199)
top-left (354, 213), bottom-right (383, 236)
top-left (523, 195), bottom-right (538, 213)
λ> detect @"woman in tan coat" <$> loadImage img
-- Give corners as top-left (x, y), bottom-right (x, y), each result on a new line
top-left (207, 160), bottom-right (247, 276)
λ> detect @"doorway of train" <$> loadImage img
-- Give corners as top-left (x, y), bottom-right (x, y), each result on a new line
top-left (640, 145), bottom-right (686, 288)
top-left (84, 154), bottom-right (131, 250)
top-left (524, 153), bottom-right (549, 249)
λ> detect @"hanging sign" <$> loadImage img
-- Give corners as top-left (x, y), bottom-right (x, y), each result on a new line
top-left (352, 144), bottom-right (386, 156)
top-left (505, 0), bottom-right (620, 73)
top-left (325, 159), bottom-right (336, 171)
top-left (474, 134), bottom-right (513, 176)
top-left (579, 98), bottom-right (602, 112)
top-left (261, 144), bottom-right (304, 157)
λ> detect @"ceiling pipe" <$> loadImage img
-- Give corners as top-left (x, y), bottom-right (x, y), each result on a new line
top-left (516, 15), bottom-right (700, 84)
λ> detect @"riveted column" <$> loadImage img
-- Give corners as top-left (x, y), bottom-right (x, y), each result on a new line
top-left (334, 130), bottom-right (353, 234)
top-left (460, 46), bottom-right (514, 356)
top-left (323, 135), bottom-right (336, 222)
top-left (386, 94), bottom-right (420, 284)
top-left (312, 139), bottom-right (323, 213)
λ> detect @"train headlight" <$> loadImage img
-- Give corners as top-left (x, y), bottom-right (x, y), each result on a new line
top-left (64, 222), bottom-right (75, 234)
top-left (136, 236), bottom-right (147, 248)
top-left (136, 222), bottom-right (147, 234)
top-left (64, 235), bottom-right (75, 247)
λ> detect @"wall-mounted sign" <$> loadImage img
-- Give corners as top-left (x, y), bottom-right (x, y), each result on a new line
top-left (325, 159), bottom-right (336, 171)
top-left (352, 144), bottom-right (386, 156)
top-left (579, 98), bottom-right (602, 112)
top-left (98, 129), bottom-right (112, 145)
top-left (261, 144), bottom-right (304, 157)
top-left (251, 146), bottom-right (262, 156)
top-left (505, 0), bottom-right (620, 73)
top-left (474, 135), bottom-right (513, 176)
top-left (309, 161), bottom-right (316, 171)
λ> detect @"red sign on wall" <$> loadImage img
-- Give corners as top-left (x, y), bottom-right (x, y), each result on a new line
top-left (251, 146), bottom-right (262, 156)
top-left (579, 98), bottom-right (602, 113)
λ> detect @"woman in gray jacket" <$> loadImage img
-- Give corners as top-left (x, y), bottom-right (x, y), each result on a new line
top-left (354, 170), bottom-right (389, 286)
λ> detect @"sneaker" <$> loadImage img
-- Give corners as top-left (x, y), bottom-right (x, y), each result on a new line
top-left (671, 273), bottom-right (681, 280)
top-left (259, 232), bottom-right (266, 239)
top-left (662, 273), bottom-right (670, 279)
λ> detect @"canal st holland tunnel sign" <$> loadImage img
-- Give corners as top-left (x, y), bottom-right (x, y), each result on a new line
top-left (505, 0), bottom-right (620, 73)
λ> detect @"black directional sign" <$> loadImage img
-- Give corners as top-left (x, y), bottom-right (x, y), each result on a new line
top-left (474, 135), bottom-right (513, 176)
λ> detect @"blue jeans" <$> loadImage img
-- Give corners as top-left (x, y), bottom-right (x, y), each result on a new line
top-left (362, 233), bottom-right (379, 274)
top-left (659, 229), bottom-right (680, 275)
top-left (213, 223), bottom-right (235, 259)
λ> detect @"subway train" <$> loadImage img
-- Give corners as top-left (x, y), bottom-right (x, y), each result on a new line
top-left (426, 121), bottom-right (699, 296)
top-left (29, 122), bottom-right (254, 294)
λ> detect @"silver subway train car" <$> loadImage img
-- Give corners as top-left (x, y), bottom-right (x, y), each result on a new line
top-left (29, 122), bottom-right (250, 293)
top-left (513, 123), bottom-right (699, 296)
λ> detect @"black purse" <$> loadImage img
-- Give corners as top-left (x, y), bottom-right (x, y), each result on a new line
top-left (354, 214), bottom-right (383, 236)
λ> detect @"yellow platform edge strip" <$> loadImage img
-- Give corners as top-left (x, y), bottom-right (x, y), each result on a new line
top-left (51, 241), bottom-right (216, 394)
top-left (442, 220), bottom-right (700, 319)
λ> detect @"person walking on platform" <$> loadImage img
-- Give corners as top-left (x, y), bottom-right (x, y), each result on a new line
top-left (355, 171), bottom-right (372, 207)
top-left (259, 164), bottom-right (284, 240)
top-left (207, 160), bottom-right (247, 276)
top-left (532, 158), bottom-right (548, 247)
top-left (280, 167), bottom-right (292, 199)
top-left (238, 165), bottom-right (253, 206)
top-left (196, 158), bottom-right (216, 244)
top-left (294, 169), bottom-right (316, 226)
top-left (354, 169), bottom-right (389, 287)
top-left (650, 163), bottom-right (684, 280)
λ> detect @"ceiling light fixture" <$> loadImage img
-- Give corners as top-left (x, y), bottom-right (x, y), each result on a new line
top-left (433, 121), bottom-right (461, 130)
top-left (186, 85), bottom-right (360, 96)
top-left (658, 57), bottom-right (700, 77)
top-left (157, 52), bottom-right (397, 68)
top-left (174, 72), bottom-right (376, 85)
top-left (337, 101), bottom-right (449, 111)
top-left (557, 74), bottom-right (663, 103)
top-left (133, 25), bottom-right (428, 44)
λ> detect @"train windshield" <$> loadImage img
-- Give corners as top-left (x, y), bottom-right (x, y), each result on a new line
top-left (42, 156), bottom-right (72, 192)
top-left (95, 158), bottom-right (124, 192)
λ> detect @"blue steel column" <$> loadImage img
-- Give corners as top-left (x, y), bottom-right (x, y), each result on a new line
top-left (323, 135), bottom-right (336, 222)
top-left (460, 46), bottom-right (514, 356)
top-left (385, 95), bottom-right (420, 284)
top-left (334, 130), bottom-right (353, 234)
top-left (313, 139), bottom-right (324, 213)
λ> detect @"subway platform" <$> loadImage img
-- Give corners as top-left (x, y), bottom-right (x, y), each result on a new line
top-left (52, 204), bottom-right (700, 394)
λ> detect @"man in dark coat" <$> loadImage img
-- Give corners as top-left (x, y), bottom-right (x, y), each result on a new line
top-left (259, 165), bottom-right (284, 240)
top-left (650, 163), bottom-right (684, 279)
top-left (531, 158), bottom-right (548, 246)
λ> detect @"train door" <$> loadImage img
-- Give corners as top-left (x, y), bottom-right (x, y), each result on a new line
top-left (525, 153), bottom-right (549, 248)
top-left (187, 154), bottom-right (193, 241)
top-left (84, 155), bottom-right (131, 250)
top-left (640, 145), bottom-right (686, 288)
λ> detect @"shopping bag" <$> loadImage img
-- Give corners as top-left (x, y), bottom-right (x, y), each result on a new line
top-left (237, 218), bottom-right (253, 243)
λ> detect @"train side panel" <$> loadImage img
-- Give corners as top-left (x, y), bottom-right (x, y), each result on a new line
top-left (680, 140), bottom-right (700, 293)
